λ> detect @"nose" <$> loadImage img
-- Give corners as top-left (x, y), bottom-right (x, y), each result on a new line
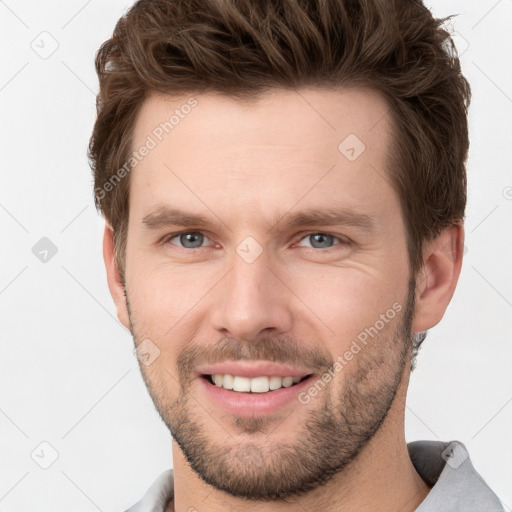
top-left (210, 249), bottom-right (293, 342)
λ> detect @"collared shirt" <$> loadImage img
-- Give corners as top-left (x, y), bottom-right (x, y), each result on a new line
top-left (124, 440), bottom-right (505, 511)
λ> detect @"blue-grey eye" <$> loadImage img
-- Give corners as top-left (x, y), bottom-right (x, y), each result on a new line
top-left (175, 232), bottom-right (204, 249)
top-left (310, 233), bottom-right (335, 248)
top-left (297, 233), bottom-right (339, 249)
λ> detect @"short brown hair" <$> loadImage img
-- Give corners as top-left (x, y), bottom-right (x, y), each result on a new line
top-left (89, 0), bottom-right (470, 279)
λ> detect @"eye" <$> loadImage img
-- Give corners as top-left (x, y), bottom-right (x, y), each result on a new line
top-left (165, 231), bottom-right (210, 249)
top-left (162, 231), bottom-right (348, 252)
top-left (295, 232), bottom-right (347, 250)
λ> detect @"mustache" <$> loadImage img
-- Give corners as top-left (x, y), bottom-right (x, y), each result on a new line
top-left (176, 336), bottom-right (334, 381)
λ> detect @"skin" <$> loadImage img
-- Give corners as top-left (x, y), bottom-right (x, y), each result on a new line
top-left (103, 88), bottom-right (464, 511)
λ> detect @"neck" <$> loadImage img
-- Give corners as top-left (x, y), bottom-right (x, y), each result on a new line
top-left (169, 373), bottom-right (430, 512)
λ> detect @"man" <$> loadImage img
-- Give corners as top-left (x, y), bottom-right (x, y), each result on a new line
top-left (89, 0), bottom-right (504, 510)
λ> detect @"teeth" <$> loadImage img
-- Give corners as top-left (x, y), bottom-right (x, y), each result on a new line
top-left (222, 374), bottom-right (234, 390)
top-left (269, 376), bottom-right (282, 390)
top-left (233, 376), bottom-right (251, 392)
top-left (211, 374), bottom-right (305, 393)
top-left (284, 376), bottom-right (296, 387)
top-left (250, 376), bottom-right (269, 393)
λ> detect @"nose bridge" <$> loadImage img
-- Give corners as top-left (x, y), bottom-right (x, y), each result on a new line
top-left (211, 243), bottom-right (292, 341)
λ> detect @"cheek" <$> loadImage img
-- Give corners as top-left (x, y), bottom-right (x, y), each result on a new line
top-left (126, 240), bottom-right (408, 358)
top-left (126, 258), bottom-right (201, 329)
top-left (126, 263), bottom-right (223, 384)
top-left (290, 265), bottom-right (406, 345)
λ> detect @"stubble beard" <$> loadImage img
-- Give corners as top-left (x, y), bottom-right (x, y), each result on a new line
top-left (127, 280), bottom-right (415, 501)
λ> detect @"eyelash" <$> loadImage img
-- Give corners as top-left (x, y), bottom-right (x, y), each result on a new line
top-left (160, 230), bottom-right (349, 252)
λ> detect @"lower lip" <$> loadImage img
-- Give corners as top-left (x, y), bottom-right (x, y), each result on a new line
top-left (199, 375), bottom-right (315, 417)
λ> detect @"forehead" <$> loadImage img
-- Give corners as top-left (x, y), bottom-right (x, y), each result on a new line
top-left (128, 88), bottom-right (395, 225)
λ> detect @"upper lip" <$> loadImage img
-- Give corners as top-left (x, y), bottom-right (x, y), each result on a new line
top-left (197, 361), bottom-right (313, 379)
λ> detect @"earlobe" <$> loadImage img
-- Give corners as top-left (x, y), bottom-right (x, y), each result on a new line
top-left (102, 224), bottom-right (131, 330)
top-left (412, 223), bottom-right (465, 333)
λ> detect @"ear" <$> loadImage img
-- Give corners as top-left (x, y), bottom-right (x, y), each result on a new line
top-left (103, 224), bottom-right (131, 330)
top-left (412, 223), bottom-right (464, 333)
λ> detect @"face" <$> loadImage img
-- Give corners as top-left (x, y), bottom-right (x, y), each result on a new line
top-left (120, 88), bottom-right (416, 499)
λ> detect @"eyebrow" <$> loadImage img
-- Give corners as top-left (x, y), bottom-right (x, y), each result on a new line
top-left (142, 207), bottom-right (227, 231)
top-left (141, 206), bottom-right (376, 234)
top-left (271, 208), bottom-right (375, 233)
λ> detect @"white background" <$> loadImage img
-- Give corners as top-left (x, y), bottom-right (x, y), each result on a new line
top-left (1, 0), bottom-right (511, 510)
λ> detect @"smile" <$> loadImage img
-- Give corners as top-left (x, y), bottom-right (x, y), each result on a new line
top-left (206, 374), bottom-right (311, 393)
top-left (199, 373), bottom-right (316, 417)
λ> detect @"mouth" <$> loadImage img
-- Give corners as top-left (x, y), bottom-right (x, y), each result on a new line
top-left (195, 361), bottom-right (319, 416)
top-left (202, 373), bottom-right (313, 393)
top-left (198, 372), bottom-right (317, 417)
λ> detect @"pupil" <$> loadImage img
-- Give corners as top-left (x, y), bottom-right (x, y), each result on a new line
top-left (181, 233), bottom-right (203, 248)
top-left (311, 233), bottom-right (332, 248)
